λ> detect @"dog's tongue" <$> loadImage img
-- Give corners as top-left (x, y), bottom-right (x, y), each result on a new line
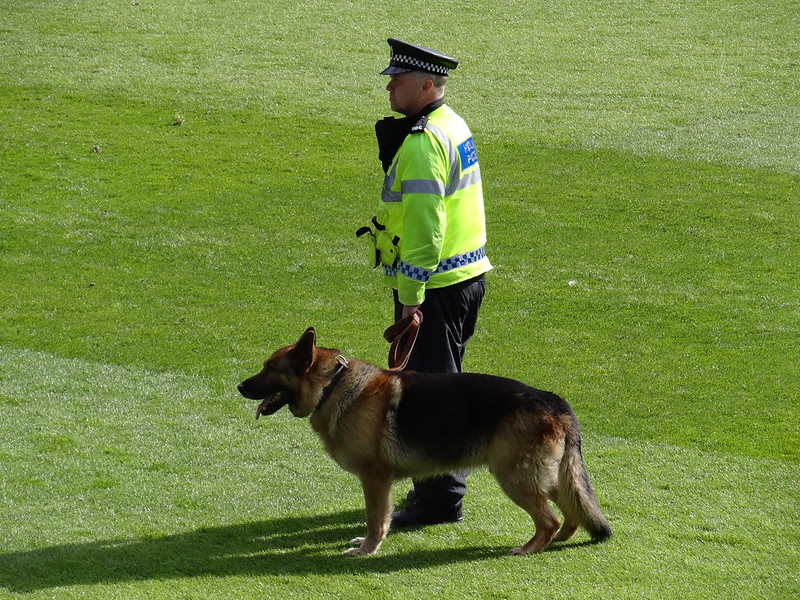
top-left (255, 392), bottom-right (288, 420)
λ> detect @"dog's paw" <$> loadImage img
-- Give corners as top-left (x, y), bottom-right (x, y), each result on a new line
top-left (342, 537), bottom-right (381, 555)
top-left (343, 537), bottom-right (366, 556)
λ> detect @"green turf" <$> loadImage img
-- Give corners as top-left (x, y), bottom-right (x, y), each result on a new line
top-left (1, 0), bottom-right (798, 598)
top-left (1, 348), bottom-right (797, 599)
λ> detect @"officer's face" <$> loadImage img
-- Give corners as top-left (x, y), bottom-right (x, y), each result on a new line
top-left (386, 72), bottom-right (428, 116)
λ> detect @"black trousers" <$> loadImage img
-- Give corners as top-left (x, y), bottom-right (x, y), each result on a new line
top-left (393, 274), bottom-right (486, 511)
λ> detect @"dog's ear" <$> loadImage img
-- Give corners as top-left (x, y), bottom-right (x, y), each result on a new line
top-left (290, 327), bottom-right (316, 373)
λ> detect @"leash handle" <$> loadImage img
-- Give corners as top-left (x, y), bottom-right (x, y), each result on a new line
top-left (383, 311), bottom-right (423, 371)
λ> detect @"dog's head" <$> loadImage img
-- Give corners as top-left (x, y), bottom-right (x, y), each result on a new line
top-left (238, 327), bottom-right (317, 418)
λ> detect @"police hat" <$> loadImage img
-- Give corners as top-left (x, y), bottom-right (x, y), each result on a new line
top-left (380, 38), bottom-right (459, 76)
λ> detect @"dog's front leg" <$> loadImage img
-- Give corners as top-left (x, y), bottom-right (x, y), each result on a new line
top-left (344, 474), bottom-right (392, 556)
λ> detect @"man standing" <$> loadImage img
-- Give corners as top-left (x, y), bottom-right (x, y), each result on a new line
top-left (362, 38), bottom-right (492, 526)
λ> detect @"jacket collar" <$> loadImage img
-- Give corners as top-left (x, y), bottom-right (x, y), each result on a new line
top-left (375, 99), bottom-right (445, 173)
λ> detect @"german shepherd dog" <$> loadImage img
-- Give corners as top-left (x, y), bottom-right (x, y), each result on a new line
top-left (238, 328), bottom-right (612, 556)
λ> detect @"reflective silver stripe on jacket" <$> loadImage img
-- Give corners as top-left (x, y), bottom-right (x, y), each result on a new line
top-left (381, 122), bottom-right (482, 204)
top-left (426, 122), bottom-right (482, 197)
top-left (401, 179), bottom-right (445, 195)
top-left (383, 246), bottom-right (487, 281)
top-left (382, 161), bottom-right (402, 202)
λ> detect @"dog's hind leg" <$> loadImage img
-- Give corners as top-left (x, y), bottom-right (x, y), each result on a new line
top-left (551, 499), bottom-right (580, 542)
top-left (344, 473), bottom-right (393, 556)
top-left (492, 448), bottom-right (562, 555)
top-left (504, 486), bottom-right (561, 555)
top-left (549, 482), bottom-right (579, 543)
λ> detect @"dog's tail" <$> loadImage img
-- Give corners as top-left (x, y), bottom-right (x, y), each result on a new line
top-left (554, 426), bottom-right (613, 543)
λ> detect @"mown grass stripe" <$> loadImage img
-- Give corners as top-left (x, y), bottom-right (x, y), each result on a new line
top-left (1, 346), bottom-right (797, 598)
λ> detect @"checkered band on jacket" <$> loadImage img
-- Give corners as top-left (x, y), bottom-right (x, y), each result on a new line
top-left (388, 247), bottom-right (487, 282)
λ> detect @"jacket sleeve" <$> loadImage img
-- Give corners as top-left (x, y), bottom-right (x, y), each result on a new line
top-left (394, 131), bottom-right (449, 306)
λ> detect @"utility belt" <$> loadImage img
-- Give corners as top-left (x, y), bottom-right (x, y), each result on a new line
top-left (357, 219), bottom-right (486, 281)
top-left (356, 216), bottom-right (398, 270)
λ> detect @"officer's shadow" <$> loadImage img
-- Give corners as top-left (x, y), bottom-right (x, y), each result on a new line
top-left (0, 509), bottom-right (501, 592)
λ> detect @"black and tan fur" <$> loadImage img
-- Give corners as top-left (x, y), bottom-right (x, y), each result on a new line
top-left (238, 328), bottom-right (612, 556)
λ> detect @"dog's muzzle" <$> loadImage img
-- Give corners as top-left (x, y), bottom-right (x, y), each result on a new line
top-left (238, 382), bottom-right (290, 419)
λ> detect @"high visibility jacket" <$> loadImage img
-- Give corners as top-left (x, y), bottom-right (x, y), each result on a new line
top-left (372, 103), bottom-right (492, 306)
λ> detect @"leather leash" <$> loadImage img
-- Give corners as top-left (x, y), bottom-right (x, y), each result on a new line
top-left (383, 311), bottom-right (423, 371)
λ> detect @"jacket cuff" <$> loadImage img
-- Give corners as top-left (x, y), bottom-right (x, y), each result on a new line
top-left (397, 279), bottom-right (425, 307)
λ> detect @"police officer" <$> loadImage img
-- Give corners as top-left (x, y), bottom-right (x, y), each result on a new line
top-left (364, 38), bottom-right (492, 526)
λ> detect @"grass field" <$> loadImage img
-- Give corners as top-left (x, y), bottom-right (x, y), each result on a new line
top-left (1, 0), bottom-right (798, 598)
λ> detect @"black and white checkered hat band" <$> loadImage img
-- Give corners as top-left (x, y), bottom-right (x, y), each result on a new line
top-left (392, 53), bottom-right (450, 75)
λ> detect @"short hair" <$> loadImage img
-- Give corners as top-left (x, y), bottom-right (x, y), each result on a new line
top-left (413, 70), bottom-right (448, 94)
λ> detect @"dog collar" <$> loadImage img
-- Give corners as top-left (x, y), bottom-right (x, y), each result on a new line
top-left (316, 355), bottom-right (349, 411)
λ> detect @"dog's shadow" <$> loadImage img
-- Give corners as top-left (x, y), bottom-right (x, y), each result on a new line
top-left (0, 510), bottom-right (508, 592)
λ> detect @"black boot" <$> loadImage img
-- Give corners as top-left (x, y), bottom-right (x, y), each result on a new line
top-left (391, 501), bottom-right (463, 527)
top-left (391, 473), bottom-right (467, 527)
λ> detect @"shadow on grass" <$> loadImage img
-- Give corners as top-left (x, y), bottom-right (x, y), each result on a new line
top-left (0, 509), bottom-right (512, 592)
